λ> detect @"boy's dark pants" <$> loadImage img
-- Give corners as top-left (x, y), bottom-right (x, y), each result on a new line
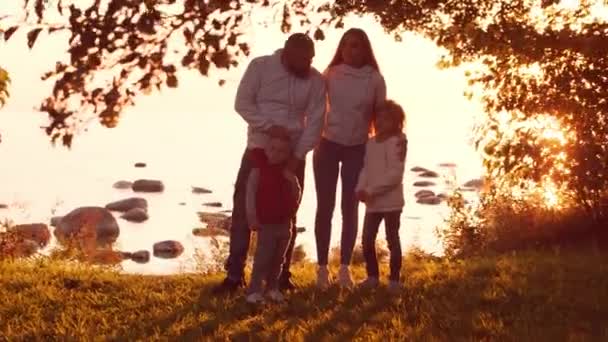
top-left (225, 149), bottom-right (304, 284)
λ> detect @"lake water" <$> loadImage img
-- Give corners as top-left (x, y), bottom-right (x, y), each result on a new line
top-left (0, 16), bottom-right (484, 274)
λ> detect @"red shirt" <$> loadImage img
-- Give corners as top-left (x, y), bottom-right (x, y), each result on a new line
top-left (248, 149), bottom-right (299, 224)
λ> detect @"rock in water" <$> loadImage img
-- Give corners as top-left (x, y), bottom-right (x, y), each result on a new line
top-left (416, 196), bottom-right (442, 205)
top-left (463, 178), bottom-right (484, 189)
top-left (192, 227), bottom-right (229, 237)
top-left (121, 208), bottom-right (149, 223)
top-left (415, 190), bottom-right (435, 198)
top-left (134, 162), bottom-right (147, 168)
top-left (54, 207), bottom-right (120, 244)
top-left (112, 180), bottom-right (133, 189)
top-left (202, 202), bottom-right (222, 208)
top-left (153, 240), bottom-right (184, 259)
top-left (106, 197), bottom-right (148, 212)
top-left (192, 186), bottom-right (212, 194)
top-left (0, 203), bottom-right (8, 209)
top-left (132, 179), bottom-right (164, 193)
top-left (50, 216), bottom-right (63, 227)
top-left (413, 181), bottom-right (436, 187)
top-left (418, 170), bottom-right (439, 178)
top-left (14, 223), bottom-right (51, 247)
top-left (410, 166), bottom-right (430, 173)
top-left (130, 250), bottom-right (150, 263)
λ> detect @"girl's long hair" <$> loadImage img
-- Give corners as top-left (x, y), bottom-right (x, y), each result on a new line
top-left (325, 28), bottom-right (380, 73)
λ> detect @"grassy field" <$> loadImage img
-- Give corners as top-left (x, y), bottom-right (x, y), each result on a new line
top-left (1, 249), bottom-right (608, 341)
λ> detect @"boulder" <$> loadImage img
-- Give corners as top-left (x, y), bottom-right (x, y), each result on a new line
top-left (202, 202), bottom-right (222, 208)
top-left (0, 203), bottom-right (8, 209)
top-left (50, 216), bottom-right (63, 227)
top-left (14, 223), bottom-right (50, 247)
top-left (54, 207), bottom-right (120, 244)
top-left (106, 197), bottom-right (148, 212)
top-left (153, 240), bottom-right (184, 259)
top-left (198, 212), bottom-right (231, 230)
top-left (129, 250), bottom-right (150, 263)
top-left (120, 208), bottom-right (149, 223)
top-left (134, 162), bottom-right (147, 168)
top-left (413, 181), bottom-right (436, 187)
top-left (112, 180), bottom-right (133, 189)
top-left (132, 179), bottom-right (164, 193)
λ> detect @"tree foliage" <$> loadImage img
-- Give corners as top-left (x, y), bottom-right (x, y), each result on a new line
top-left (2, 0), bottom-right (608, 219)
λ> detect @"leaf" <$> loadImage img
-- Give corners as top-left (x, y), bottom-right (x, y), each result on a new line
top-left (4, 27), bottom-right (18, 41)
top-left (313, 28), bottom-right (325, 41)
top-left (166, 75), bottom-right (178, 88)
top-left (27, 28), bottom-right (43, 49)
top-left (35, 0), bottom-right (44, 20)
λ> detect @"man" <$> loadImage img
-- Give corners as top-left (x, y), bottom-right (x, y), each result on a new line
top-left (213, 33), bottom-right (326, 294)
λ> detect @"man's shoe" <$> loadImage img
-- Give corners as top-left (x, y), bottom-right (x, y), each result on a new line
top-left (212, 277), bottom-right (245, 295)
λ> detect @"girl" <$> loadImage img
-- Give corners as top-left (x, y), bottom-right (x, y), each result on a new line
top-left (355, 100), bottom-right (407, 293)
top-left (313, 28), bottom-right (386, 288)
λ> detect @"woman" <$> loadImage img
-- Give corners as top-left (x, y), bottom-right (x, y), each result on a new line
top-left (314, 28), bottom-right (387, 288)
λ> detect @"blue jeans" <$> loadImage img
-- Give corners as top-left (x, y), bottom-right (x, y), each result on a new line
top-left (313, 138), bottom-right (365, 266)
top-left (225, 149), bottom-right (304, 282)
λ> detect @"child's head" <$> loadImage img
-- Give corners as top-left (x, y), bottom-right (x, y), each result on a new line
top-left (374, 99), bottom-right (406, 136)
top-left (265, 135), bottom-right (292, 164)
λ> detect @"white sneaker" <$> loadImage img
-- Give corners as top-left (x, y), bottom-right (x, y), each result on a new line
top-left (338, 264), bottom-right (354, 288)
top-left (246, 292), bottom-right (265, 304)
top-left (388, 281), bottom-right (402, 294)
top-left (358, 277), bottom-right (380, 289)
top-left (266, 290), bottom-right (285, 302)
top-left (316, 265), bottom-right (330, 289)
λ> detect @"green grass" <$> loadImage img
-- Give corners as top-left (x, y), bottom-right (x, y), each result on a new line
top-left (1, 249), bottom-right (608, 341)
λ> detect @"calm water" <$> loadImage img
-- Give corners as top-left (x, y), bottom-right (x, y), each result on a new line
top-left (0, 17), bottom-right (484, 274)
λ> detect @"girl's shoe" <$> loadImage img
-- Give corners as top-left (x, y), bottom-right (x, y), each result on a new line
top-left (338, 264), bottom-right (354, 288)
top-left (246, 292), bottom-right (265, 304)
top-left (266, 290), bottom-right (285, 302)
top-left (316, 265), bottom-right (331, 289)
top-left (358, 277), bottom-right (380, 289)
top-left (388, 280), bottom-right (402, 294)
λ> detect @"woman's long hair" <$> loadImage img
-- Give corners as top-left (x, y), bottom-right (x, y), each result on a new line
top-left (326, 28), bottom-right (382, 136)
top-left (325, 28), bottom-right (380, 72)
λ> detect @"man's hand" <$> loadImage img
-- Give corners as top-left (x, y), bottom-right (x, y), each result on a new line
top-left (266, 125), bottom-right (290, 138)
top-left (356, 190), bottom-right (369, 203)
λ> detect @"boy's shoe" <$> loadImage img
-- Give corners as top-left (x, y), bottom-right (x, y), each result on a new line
top-left (212, 277), bottom-right (245, 295)
top-left (246, 292), bottom-right (265, 304)
top-left (279, 277), bottom-right (297, 291)
top-left (266, 290), bottom-right (285, 302)
top-left (316, 265), bottom-right (331, 289)
top-left (358, 277), bottom-right (380, 289)
top-left (388, 280), bottom-right (402, 294)
top-left (338, 264), bottom-right (354, 288)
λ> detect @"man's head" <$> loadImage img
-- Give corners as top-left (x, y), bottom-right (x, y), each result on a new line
top-left (282, 33), bottom-right (315, 79)
top-left (265, 135), bottom-right (292, 165)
